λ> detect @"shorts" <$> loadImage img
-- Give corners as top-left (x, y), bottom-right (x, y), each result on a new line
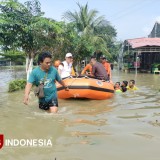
top-left (39, 98), bottom-right (58, 110)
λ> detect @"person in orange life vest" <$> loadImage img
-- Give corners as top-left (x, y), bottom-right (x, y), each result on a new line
top-left (100, 55), bottom-right (111, 80)
top-left (81, 62), bottom-right (92, 75)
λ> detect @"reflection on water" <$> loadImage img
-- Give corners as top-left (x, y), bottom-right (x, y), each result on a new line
top-left (117, 114), bottom-right (147, 119)
top-left (0, 68), bottom-right (160, 160)
top-left (134, 133), bottom-right (154, 139)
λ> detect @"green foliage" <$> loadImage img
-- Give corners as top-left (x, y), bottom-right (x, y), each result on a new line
top-left (152, 63), bottom-right (160, 68)
top-left (0, 0), bottom-right (57, 58)
top-left (0, 50), bottom-right (25, 64)
top-left (0, 0), bottom-right (31, 50)
top-left (0, 0), bottom-right (118, 64)
top-left (63, 3), bottom-right (117, 61)
top-left (108, 41), bottom-right (122, 62)
top-left (64, 2), bottom-right (105, 35)
top-left (8, 79), bottom-right (26, 92)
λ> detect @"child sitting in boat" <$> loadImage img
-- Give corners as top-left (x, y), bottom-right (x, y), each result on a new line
top-left (114, 82), bottom-right (122, 93)
top-left (127, 80), bottom-right (139, 91)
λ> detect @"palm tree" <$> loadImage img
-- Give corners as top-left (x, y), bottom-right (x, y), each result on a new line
top-left (64, 3), bottom-right (105, 35)
top-left (63, 3), bottom-right (117, 62)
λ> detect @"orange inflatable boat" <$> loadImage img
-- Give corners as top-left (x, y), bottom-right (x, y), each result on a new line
top-left (56, 76), bottom-right (114, 100)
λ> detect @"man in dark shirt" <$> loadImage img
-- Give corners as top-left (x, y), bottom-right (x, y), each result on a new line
top-left (89, 57), bottom-right (109, 81)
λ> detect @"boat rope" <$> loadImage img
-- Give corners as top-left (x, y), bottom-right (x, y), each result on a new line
top-left (67, 75), bottom-right (79, 88)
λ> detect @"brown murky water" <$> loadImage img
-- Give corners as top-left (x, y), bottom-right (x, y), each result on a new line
top-left (0, 67), bottom-right (160, 160)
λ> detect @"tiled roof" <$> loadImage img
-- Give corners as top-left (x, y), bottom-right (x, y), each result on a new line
top-left (126, 37), bottom-right (160, 48)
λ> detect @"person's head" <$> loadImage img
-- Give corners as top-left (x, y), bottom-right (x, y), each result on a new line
top-left (100, 55), bottom-right (107, 63)
top-left (129, 80), bottom-right (135, 88)
top-left (65, 53), bottom-right (73, 64)
top-left (114, 82), bottom-right (121, 89)
top-left (121, 80), bottom-right (128, 87)
top-left (90, 56), bottom-right (97, 66)
top-left (38, 52), bottom-right (52, 70)
top-left (54, 60), bottom-right (61, 69)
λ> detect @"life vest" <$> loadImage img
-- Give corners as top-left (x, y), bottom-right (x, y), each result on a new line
top-left (58, 61), bottom-right (72, 78)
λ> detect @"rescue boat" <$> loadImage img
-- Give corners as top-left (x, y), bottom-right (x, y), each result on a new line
top-left (56, 76), bottom-right (114, 100)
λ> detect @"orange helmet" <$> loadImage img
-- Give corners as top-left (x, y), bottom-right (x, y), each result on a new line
top-left (54, 60), bottom-right (61, 67)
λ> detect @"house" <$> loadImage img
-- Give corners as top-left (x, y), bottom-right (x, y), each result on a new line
top-left (122, 37), bottom-right (160, 72)
top-left (120, 22), bottom-right (160, 73)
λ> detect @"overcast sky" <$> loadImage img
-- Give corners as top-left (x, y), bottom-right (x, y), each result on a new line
top-left (18, 0), bottom-right (160, 41)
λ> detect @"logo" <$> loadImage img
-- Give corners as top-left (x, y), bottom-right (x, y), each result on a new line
top-left (96, 80), bottom-right (103, 86)
top-left (0, 134), bottom-right (52, 149)
top-left (5, 139), bottom-right (52, 147)
top-left (0, 134), bottom-right (4, 149)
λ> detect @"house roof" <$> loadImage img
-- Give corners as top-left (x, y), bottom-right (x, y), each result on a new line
top-left (126, 37), bottom-right (160, 48)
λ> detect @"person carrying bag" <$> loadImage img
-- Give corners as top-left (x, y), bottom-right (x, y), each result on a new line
top-left (23, 52), bottom-right (68, 113)
top-left (34, 72), bottom-right (48, 99)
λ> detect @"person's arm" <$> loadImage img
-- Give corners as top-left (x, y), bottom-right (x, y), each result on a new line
top-left (107, 63), bottom-right (111, 79)
top-left (103, 63), bottom-right (108, 72)
top-left (90, 65), bottom-right (95, 77)
top-left (23, 83), bottom-right (33, 105)
top-left (58, 80), bottom-right (69, 90)
top-left (58, 64), bottom-right (63, 76)
top-left (71, 66), bottom-right (76, 76)
top-left (56, 69), bottom-right (69, 90)
top-left (89, 65), bottom-right (92, 74)
top-left (23, 69), bottom-right (36, 105)
top-left (81, 64), bottom-right (89, 75)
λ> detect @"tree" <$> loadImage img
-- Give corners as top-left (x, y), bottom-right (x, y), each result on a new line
top-left (63, 3), bottom-right (117, 61)
top-left (0, 0), bottom-right (60, 79)
top-left (0, 50), bottom-right (25, 65)
top-left (64, 2), bottom-right (105, 35)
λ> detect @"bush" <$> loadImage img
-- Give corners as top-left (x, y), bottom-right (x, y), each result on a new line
top-left (152, 63), bottom-right (160, 68)
top-left (8, 79), bottom-right (26, 92)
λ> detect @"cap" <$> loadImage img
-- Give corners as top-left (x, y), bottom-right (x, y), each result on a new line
top-left (65, 53), bottom-right (72, 58)
top-left (100, 55), bottom-right (106, 59)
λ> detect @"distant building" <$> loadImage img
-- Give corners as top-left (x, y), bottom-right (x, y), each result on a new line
top-left (120, 37), bottom-right (160, 72)
top-left (0, 60), bottom-right (10, 66)
top-left (119, 21), bottom-right (160, 73)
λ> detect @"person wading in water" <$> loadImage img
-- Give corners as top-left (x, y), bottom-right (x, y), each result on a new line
top-left (23, 52), bottom-right (68, 113)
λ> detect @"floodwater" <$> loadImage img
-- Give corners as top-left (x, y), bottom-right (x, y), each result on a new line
top-left (0, 67), bottom-right (160, 160)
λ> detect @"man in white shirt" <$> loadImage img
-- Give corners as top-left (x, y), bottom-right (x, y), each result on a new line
top-left (58, 53), bottom-right (73, 78)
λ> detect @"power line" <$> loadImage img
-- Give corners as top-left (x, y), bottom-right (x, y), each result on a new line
top-left (108, 0), bottom-right (149, 18)
top-left (109, 0), bottom-right (157, 22)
